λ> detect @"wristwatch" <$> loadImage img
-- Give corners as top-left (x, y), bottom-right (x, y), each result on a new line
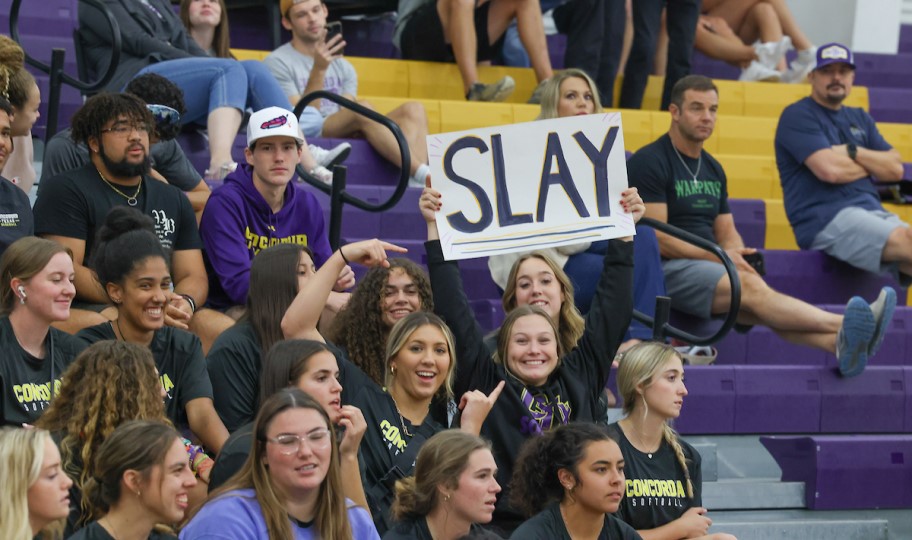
top-left (847, 142), bottom-right (858, 161)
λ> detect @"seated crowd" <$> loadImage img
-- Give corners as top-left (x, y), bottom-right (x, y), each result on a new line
top-left (1, 1), bottom-right (907, 538)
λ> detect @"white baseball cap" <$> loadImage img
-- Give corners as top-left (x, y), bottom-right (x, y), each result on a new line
top-left (246, 107), bottom-right (305, 148)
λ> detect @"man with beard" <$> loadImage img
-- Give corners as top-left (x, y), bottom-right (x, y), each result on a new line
top-left (775, 43), bottom-right (906, 283)
top-left (33, 92), bottom-right (218, 340)
top-left (628, 74), bottom-right (895, 377)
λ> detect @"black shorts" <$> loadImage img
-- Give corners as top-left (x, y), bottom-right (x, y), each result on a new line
top-left (400, 1), bottom-right (506, 63)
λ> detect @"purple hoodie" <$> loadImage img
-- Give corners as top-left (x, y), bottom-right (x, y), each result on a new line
top-left (200, 164), bottom-right (331, 310)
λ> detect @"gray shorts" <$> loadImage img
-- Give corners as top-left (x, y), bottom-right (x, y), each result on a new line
top-left (662, 258), bottom-right (727, 319)
top-left (298, 106), bottom-right (325, 138)
top-left (811, 207), bottom-right (908, 277)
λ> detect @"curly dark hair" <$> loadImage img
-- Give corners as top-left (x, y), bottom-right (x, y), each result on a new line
top-left (326, 258), bottom-right (432, 386)
top-left (0, 35), bottom-right (35, 110)
top-left (70, 92), bottom-right (153, 147)
top-left (125, 73), bottom-right (186, 140)
top-left (35, 341), bottom-right (169, 525)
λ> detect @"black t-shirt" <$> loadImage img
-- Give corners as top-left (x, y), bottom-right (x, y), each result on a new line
top-left (208, 421), bottom-right (253, 491)
top-left (75, 323), bottom-right (212, 429)
top-left (627, 134), bottom-right (729, 244)
top-left (0, 317), bottom-right (86, 426)
top-left (33, 164), bottom-right (201, 264)
top-left (0, 175), bottom-right (33, 257)
top-left (207, 321), bottom-right (262, 433)
top-left (509, 503), bottom-right (641, 540)
top-left (384, 518), bottom-right (497, 539)
top-left (606, 422), bottom-right (702, 531)
top-left (67, 521), bottom-right (176, 539)
top-left (41, 128), bottom-right (202, 192)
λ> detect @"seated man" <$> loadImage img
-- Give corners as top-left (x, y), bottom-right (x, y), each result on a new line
top-left (33, 92), bottom-right (231, 350)
top-left (629, 74), bottom-right (895, 377)
top-left (395, 0), bottom-right (553, 102)
top-left (266, 0), bottom-right (431, 186)
top-left (199, 106), bottom-right (352, 318)
top-left (775, 43), bottom-right (907, 282)
top-left (0, 96), bottom-right (33, 256)
top-left (41, 74), bottom-right (211, 219)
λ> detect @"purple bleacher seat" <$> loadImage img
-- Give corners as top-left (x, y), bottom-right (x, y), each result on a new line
top-left (868, 86), bottom-right (912, 124)
top-left (227, 6), bottom-right (287, 52)
top-left (743, 326), bottom-right (828, 366)
top-left (729, 198), bottom-right (765, 249)
top-left (310, 137), bottom-right (401, 186)
top-left (761, 434), bottom-right (912, 509)
top-left (901, 24), bottom-right (912, 54)
top-left (904, 163), bottom-right (912, 181)
top-left (733, 365), bottom-right (821, 433)
top-left (689, 50), bottom-right (739, 81)
top-left (854, 53), bottom-right (912, 89)
top-left (341, 17), bottom-right (400, 60)
top-left (819, 366), bottom-right (907, 433)
top-left (545, 33), bottom-right (566, 71)
top-left (674, 365), bottom-right (736, 435)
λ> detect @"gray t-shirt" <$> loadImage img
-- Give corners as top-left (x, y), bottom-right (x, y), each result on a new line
top-left (40, 128), bottom-right (202, 192)
top-left (263, 42), bottom-right (358, 118)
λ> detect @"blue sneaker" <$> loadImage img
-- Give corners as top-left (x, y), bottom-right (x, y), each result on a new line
top-left (868, 287), bottom-right (897, 358)
top-left (836, 296), bottom-right (875, 378)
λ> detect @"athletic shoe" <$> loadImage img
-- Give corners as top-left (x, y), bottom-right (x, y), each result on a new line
top-left (867, 286), bottom-right (897, 357)
top-left (308, 165), bottom-right (334, 185)
top-left (466, 76), bottom-right (515, 102)
top-left (835, 296), bottom-right (875, 377)
top-left (309, 142), bottom-right (351, 169)
top-left (527, 79), bottom-right (548, 104)
top-left (739, 60), bottom-right (781, 82)
top-left (782, 46), bottom-right (817, 84)
top-left (204, 161), bottom-right (237, 182)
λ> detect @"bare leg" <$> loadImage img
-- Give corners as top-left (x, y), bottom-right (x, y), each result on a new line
top-left (618, 0), bottom-right (633, 75)
top-left (653, 8), bottom-right (668, 76)
top-left (703, 0), bottom-right (764, 32)
top-left (695, 15), bottom-right (756, 67)
top-left (882, 226), bottom-right (912, 276)
top-left (323, 102), bottom-right (428, 175)
top-left (763, 0), bottom-right (813, 50)
top-left (712, 270), bottom-right (842, 353)
top-left (738, 2), bottom-right (783, 45)
top-left (437, 0), bottom-right (481, 94)
top-left (488, 0), bottom-right (553, 82)
top-left (387, 102), bottom-right (430, 169)
top-left (206, 106), bottom-right (242, 173)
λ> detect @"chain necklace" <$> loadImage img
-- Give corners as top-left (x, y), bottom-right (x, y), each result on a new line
top-left (97, 168), bottom-right (142, 206)
top-left (671, 142), bottom-right (702, 186)
top-left (623, 419), bottom-right (660, 459)
top-left (386, 388), bottom-right (427, 438)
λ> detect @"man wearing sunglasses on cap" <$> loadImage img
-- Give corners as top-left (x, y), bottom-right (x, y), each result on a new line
top-left (42, 74), bottom-right (211, 220)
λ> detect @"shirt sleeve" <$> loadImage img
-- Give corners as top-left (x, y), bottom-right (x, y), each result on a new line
top-left (342, 59), bottom-right (358, 97)
top-left (153, 141), bottom-right (203, 192)
top-left (86, 0), bottom-right (194, 61)
top-left (173, 192), bottom-right (202, 250)
top-left (627, 144), bottom-right (671, 204)
top-left (33, 173), bottom-right (90, 240)
top-left (40, 134), bottom-right (86, 184)
top-left (264, 51), bottom-right (301, 99)
top-left (179, 496), bottom-right (262, 539)
top-left (775, 102), bottom-right (833, 166)
top-left (861, 111), bottom-right (893, 152)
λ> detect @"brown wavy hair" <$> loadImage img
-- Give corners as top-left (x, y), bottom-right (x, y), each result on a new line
top-left (0, 35), bottom-right (36, 110)
top-left (327, 258), bottom-right (432, 385)
top-left (179, 0), bottom-right (234, 59)
top-left (35, 341), bottom-right (169, 525)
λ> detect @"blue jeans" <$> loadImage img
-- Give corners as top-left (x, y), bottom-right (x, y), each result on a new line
top-left (137, 58), bottom-right (292, 124)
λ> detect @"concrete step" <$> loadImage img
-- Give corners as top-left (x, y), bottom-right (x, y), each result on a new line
top-left (703, 479), bottom-right (805, 510)
top-left (708, 518), bottom-right (889, 540)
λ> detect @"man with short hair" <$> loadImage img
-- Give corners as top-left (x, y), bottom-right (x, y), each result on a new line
top-left (265, 0), bottom-right (431, 185)
top-left (0, 96), bottom-right (33, 256)
top-left (628, 74), bottom-right (895, 377)
top-left (775, 43), bottom-right (907, 283)
top-left (199, 106), bottom-right (350, 314)
top-left (33, 93), bottom-right (230, 347)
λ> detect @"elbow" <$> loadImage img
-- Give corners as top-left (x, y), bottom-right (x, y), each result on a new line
top-left (887, 162), bottom-right (906, 182)
top-left (812, 164), bottom-right (842, 184)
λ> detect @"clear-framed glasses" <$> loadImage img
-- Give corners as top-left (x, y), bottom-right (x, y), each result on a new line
top-left (266, 429), bottom-right (332, 455)
top-left (101, 121), bottom-right (152, 137)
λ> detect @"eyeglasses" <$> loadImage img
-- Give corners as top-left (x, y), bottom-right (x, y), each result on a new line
top-left (266, 429), bottom-right (332, 455)
top-left (101, 121), bottom-right (152, 137)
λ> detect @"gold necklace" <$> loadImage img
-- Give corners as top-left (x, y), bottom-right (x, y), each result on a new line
top-left (97, 168), bottom-right (142, 206)
top-left (386, 388), bottom-right (428, 438)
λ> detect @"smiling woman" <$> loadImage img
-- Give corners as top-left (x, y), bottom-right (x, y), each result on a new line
top-left (75, 207), bottom-right (228, 454)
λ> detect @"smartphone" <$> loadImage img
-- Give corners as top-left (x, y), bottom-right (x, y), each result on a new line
top-left (325, 21), bottom-right (344, 53)
top-left (742, 252), bottom-right (766, 276)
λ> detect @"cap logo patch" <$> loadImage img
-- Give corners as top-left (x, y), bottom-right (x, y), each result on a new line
top-left (820, 45), bottom-right (849, 60)
top-left (260, 115), bottom-right (289, 129)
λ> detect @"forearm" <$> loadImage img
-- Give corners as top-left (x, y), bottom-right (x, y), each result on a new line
top-left (174, 274), bottom-right (209, 307)
top-left (281, 250), bottom-right (347, 340)
top-left (185, 187), bottom-right (211, 217)
top-left (187, 399), bottom-right (229, 454)
top-left (74, 263), bottom-right (110, 303)
top-left (656, 231), bottom-right (720, 261)
top-left (856, 147), bottom-right (904, 182)
top-left (638, 522), bottom-right (684, 540)
top-left (340, 454), bottom-right (370, 513)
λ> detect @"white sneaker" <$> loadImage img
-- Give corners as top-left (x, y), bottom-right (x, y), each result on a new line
top-left (754, 39), bottom-right (785, 70)
top-left (782, 46), bottom-right (817, 84)
top-left (739, 60), bottom-right (781, 82)
top-left (308, 165), bottom-right (334, 185)
top-left (309, 142), bottom-right (351, 169)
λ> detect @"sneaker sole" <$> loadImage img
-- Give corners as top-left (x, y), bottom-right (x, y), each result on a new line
top-left (324, 144), bottom-right (352, 169)
top-left (838, 297), bottom-right (876, 378)
top-left (868, 288), bottom-right (897, 357)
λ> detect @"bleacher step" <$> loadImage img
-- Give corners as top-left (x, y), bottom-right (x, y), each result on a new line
top-left (703, 479), bottom-right (805, 510)
top-left (708, 519), bottom-right (888, 540)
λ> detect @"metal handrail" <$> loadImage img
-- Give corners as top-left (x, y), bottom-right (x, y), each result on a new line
top-left (636, 217), bottom-right (742, 346)
top-left (293, 91), bottom-right (411, 250)
top-left (10, 0), bottom-right (122, 139)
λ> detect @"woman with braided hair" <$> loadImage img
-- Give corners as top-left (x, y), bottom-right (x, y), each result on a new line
top-left (0, 35), bottom-right (41, 193)
top-left (607, 341), bottom-right (736, 540)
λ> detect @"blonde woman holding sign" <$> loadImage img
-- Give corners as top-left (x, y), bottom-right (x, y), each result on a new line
top-left (420, 179), bottom-right (643, 532)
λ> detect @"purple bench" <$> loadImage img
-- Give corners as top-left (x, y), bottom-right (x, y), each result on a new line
top-left (729, 198), bottom-right (765, 248)
top-left (868, 86), bottom-right (912, 124)
top-left (854, 53), bottom-right (912, 90)
top-left (761, 435), bottom-right (912, 509)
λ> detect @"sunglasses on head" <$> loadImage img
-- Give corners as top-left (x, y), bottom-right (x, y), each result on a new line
top-left (146, 104), bottom-right (181, 131)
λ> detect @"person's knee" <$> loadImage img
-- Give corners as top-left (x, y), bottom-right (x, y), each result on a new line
top-left (397, 101), bottom-right (427, 123)
top-left (738, 271), bottom-right (770, 306)
top-left (750, 1), bottom-right (777, 23)
top-left (356, 99), bottom-right (375, 111)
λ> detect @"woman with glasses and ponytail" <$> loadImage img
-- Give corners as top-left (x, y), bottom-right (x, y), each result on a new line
top-left (608, 342), bottom-right (736, 540)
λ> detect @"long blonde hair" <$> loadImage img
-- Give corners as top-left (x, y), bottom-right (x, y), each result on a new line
top-left (192, 389), bottom-right (354, 540)
top-left (0, 428), bottom-right (65, 540)
top-left (501, 252), bottom-right (585, 355)
top-left (383, 312), bottom-right (456, 400)
top-left (537, 68), bottom-right (604, 120)
top-left (616, 341), bottom-right (694, 499)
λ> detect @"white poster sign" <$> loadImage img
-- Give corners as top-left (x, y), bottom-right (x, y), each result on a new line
top-left (427, 112), bottom-right (634, 260)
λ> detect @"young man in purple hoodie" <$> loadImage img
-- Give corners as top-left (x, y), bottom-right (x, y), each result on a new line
top-left (199, 106), bottom-right (352, 315)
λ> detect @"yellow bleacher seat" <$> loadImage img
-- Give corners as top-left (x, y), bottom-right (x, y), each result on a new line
top-left (877, 122), bottom-right (912, 162)
top-left (713, 80), bottom-right (745, 116)
top-left (347, 57), bottom-right (410, 98)
top-left (614, 109), bottom-right (654, 154)
top-left (230, 48), bottom-right (269, 61)
top-left (356, 96), bottom-right (442, 134)
top-left (714, 116), bottom-right (777, 156)
top-left (438, 100), bottom-right (514, 133)
top-left (512, 103), bottom-right (540, 124)
top-left (764, 199), bottom-right (799, 250)
top-left (715, 154), bottom-right (779, 199)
